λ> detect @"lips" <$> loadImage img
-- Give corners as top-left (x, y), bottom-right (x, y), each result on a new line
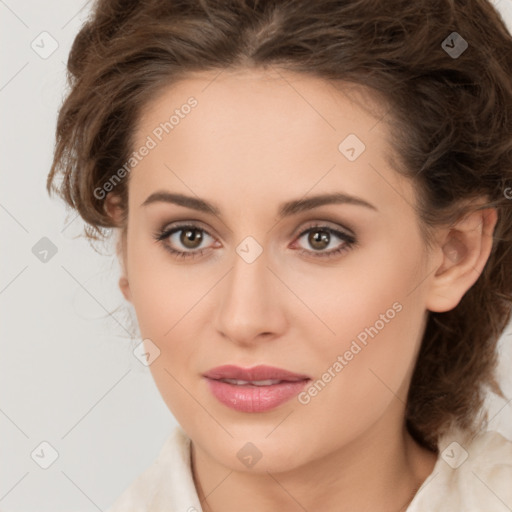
top-left (203, 365), bottom-right (311, 412)
top-left (203, 364), bottom-right (311, 383)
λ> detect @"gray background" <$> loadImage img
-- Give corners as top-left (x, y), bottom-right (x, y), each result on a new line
top-left (1, 0), bottom-right (512, 510)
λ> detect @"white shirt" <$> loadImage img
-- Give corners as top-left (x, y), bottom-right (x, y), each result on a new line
top-left (106, 425), bottom-right (512, 512)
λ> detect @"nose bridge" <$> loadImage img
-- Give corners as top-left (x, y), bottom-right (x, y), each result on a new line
top-left (214, 238), bottom-right (286, 343)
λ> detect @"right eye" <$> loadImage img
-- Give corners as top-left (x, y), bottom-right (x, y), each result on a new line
top-left (153, 223), bottom-right (219, 260)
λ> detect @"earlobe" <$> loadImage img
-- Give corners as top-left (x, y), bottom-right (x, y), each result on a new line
top-left (119, 276), bottom-right (132, 303)
top-left (425, 207), bottom-right (498, 313)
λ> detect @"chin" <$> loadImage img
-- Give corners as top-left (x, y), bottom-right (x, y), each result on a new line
top-left (197, 426), bottom-right (312, 474)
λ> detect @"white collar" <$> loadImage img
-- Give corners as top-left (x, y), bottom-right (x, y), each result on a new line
top-left (107, 425), bottom-right (512, 511)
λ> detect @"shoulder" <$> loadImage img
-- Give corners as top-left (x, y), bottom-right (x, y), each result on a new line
top-left (408, 429), bottom-right (512, 512)
top-left (105, 425), bottom-right (203, 512)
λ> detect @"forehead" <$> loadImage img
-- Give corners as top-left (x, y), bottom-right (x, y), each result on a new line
top-left (129, 68), bottom-right (412, 216)
top-left (134, 67), bottom-right (388, 147)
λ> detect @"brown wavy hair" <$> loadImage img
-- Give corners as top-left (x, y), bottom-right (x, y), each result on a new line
top-left (47, 0), bottom-right (512, 451)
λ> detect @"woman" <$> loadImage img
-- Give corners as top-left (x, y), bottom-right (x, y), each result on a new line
top-left (47, 0), bottom-right (512, 510)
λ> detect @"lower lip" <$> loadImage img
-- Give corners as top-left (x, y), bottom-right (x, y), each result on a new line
top-left (205, 378), bottom-right (310, 412)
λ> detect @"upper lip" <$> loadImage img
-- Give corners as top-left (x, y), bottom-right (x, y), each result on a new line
top-left (203, 364), bottom-right (311, 382)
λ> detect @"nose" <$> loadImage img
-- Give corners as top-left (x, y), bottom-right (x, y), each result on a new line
top-left (213, 244), bottom-right (288, 347)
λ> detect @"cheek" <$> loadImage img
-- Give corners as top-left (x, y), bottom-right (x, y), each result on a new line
top-left (295, 233), bottom-right (428, 405)
top-left (295, 230), bottom-right (426, 345)
top-left (129, 271), bottom-right (203, 422)
top-left (126, 226), bottom-right (213, 337)
top-left (125, 233), bottom-right (218, 416)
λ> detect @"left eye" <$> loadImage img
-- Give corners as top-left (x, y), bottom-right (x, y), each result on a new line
top-left (293, 225), bottom-right (356, 257)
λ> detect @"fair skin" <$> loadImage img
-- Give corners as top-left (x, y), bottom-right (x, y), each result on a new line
top-left (105, 68), bottom-right (497, 511)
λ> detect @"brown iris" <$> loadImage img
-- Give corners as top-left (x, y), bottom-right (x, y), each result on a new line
top-left (180, 228), bottom-right (203, 249)
top-left (308, 229), bottom-right (330, 250)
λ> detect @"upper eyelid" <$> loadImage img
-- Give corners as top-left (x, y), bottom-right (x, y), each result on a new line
top-left (161, 219), bottom-right (351, 235)
top-left (296, 221), bottom-right (353, 236)
top-left (160, 220), bottom-right (214, 236)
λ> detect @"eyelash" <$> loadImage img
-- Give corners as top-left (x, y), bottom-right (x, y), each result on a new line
top-left (152, 222), bottom-right (357, 261)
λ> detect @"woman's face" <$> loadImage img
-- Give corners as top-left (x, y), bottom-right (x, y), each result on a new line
top-left (120, 68), bottom-right (438, 472)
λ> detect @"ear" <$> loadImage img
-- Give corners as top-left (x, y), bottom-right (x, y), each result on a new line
top-left (117, 239), bottom-right (132, 303)
top-left (104, 192), bottom-right (124, 226)
top-left (118, 275), bottom-right (132, 303)
top-left (425, 207), bottom-right (498, 313)
top-left (105, 193), bottom-right (132, 303)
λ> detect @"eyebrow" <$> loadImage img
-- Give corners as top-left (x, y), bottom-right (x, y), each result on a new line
top-left (141, 190), bottom-right (377, 217)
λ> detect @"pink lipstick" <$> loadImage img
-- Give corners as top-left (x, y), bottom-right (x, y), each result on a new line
top-left (203, 364), bottom-right (311, 412)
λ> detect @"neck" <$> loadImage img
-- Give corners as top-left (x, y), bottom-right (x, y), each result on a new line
top-left (191, 413), bottom-right (438, 512)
